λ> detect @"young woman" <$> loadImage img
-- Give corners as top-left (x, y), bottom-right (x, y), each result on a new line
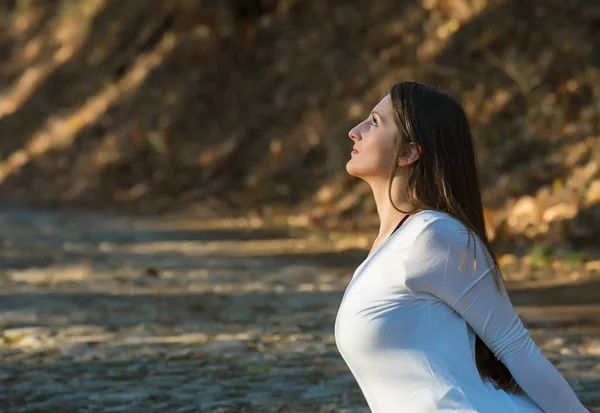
top-left (334, 82), bottom-right (589, 413)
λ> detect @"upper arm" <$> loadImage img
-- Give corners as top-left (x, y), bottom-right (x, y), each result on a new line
top-left (403, 219), bottom-right (530, 364)
top-left (403, 219), bottom-right (590, 412)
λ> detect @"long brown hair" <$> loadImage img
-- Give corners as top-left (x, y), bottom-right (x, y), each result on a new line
top-left (388, 81), bottom-right (523, 394)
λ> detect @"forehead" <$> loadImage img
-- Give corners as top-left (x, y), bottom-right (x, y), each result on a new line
top-left (373, 94), bottom-right (393, 117)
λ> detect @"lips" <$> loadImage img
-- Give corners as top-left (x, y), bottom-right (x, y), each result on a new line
top-left (352, 146), bottom-right (359, 153)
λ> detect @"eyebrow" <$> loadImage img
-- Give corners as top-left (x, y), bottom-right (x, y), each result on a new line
top-left (370, 111), bottom-right (383, 121)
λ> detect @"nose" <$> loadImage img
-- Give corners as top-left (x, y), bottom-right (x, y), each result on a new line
top-left (348, 124), bottom-right (361, 142)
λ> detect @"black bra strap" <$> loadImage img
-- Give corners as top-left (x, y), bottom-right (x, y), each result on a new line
top-left (390, 212), bottom-right (412, 237)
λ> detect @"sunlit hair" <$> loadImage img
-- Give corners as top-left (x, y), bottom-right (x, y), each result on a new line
top-left (388, 81), bottom-right (522, 394)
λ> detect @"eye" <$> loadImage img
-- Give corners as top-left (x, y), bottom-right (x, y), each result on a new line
top-left (370, 116), bottom-right (378, 126)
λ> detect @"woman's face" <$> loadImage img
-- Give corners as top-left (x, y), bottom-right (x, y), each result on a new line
top-left (346, 94), bottom-right (399, 179)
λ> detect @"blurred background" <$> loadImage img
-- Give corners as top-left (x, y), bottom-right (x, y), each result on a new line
top-left (0, 0), bottom-right (598, 412)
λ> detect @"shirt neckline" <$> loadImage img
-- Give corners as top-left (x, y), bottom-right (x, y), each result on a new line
top-left (353, 209), bottom-right (430, 277)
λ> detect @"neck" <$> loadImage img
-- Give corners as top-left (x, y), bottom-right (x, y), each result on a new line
top-left (366, 175), bottom-right (416, 239)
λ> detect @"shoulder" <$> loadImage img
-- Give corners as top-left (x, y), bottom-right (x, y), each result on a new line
top-left (399, 211), bottom-right (495, 295)
top-left (405, 210), bottom-right (470, 240)
top-left (385, 210), bottom-right (471, 256)
top-left (407, 210), bottom-right (495, 275)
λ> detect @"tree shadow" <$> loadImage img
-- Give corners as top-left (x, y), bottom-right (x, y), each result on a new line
top-left (0, 0), bottom-right (176, 161)
top-left (0, 1), bottom-right (428, 212)
top-left (429, 0), bottom-right (598, 209)
top-left (0, 0), bottom-right (598, 223)
top-left (0, 1), bottom-right (64, 90)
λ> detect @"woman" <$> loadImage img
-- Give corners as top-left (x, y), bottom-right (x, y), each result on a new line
top-left (334, 82), bottom-right (589, 413)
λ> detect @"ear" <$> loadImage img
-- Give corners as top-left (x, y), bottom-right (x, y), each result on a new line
top-left (398, 142), bottom-right (420, 167)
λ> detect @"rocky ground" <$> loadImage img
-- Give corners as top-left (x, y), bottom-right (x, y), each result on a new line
top-left (0, 204), bottom-right (599, 412)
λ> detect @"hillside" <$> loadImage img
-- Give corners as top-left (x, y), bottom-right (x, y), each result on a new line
top-left (0, 0), bottom-right (599, 272)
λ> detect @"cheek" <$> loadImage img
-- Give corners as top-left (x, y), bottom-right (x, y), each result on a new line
top-left (368, 133), bottom-right (395, 161)
top-left (374, 132), bottom-right (398, 162)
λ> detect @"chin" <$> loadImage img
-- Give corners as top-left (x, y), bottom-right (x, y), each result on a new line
top-left (346, 158), bottom-right (391, 181)
top-left (346, 159), bottom-right (367, 178)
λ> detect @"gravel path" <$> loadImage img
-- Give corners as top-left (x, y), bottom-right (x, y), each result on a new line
top-left (0, 204), bottom-right (598, 412)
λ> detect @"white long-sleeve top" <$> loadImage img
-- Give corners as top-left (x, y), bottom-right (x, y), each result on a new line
top-left (334, 209), bottom-right (589, 413)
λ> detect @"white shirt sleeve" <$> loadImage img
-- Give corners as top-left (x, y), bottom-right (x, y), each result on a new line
top-left (403, 218), bottom-right (590, 413)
